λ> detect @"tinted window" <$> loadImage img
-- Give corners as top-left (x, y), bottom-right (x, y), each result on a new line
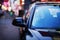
top-left (31, 6), bottom-right (60, 29)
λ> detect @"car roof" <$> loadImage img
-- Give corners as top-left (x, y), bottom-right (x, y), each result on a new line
top-left (29, 2), bottom-right (60, 12)
top-left (35, 2), bottom-right (60, 5)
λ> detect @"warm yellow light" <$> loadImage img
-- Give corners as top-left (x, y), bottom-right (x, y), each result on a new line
top-left (2, 5), bottom-right (7, 10)
top-left (22, 2), bottom-right (24, 5)
top-left (22, 0), bottom-right (24, 1)
top-left (8, 7), bottom-right (11, 11)
top-left (22, 0), bottom-right (24, 5)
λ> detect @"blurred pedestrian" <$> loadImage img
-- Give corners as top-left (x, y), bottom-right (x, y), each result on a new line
top-left (0, 4), bottom-right (4, 18)
top-left (23, 0), bottom-right (40, 21)
top-left (18, 10), bottom-right (25, 40)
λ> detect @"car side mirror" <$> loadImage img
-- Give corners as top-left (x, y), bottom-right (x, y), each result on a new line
top-left (12, 17), bottom-right (26, 27)
top-left (12, 17), bottom-right (33, 37)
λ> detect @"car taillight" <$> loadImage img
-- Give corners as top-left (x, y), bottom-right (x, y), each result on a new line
top-left (38, 31), bottom-right (51, 37)
top-left (39, 31), bottom-right (60, 37)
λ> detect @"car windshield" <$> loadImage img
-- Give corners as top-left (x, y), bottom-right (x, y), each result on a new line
top-left (31, 5), bottom-right (60, 29)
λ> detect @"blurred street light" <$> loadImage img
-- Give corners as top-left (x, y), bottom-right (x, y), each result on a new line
top-left (20, 0), bottom-right (24, 6)
top-left (2, 5), bottom-right (7, 10)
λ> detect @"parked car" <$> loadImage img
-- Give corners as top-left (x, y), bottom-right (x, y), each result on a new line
top-left (12, 2), bottom-right (60, 40)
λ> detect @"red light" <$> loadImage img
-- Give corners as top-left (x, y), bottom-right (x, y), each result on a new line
top-left (39, 31), bottom-right (51, 37)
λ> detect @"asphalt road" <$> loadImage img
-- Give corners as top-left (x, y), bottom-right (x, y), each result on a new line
top-left (0, 14), bottom-right (20, 40)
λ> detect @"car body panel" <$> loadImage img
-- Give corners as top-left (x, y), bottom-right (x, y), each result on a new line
top-left (26, 29), bottom-right (52, 40)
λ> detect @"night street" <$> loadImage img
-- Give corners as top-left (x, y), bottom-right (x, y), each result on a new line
top-left (0, 0), bottom-right (60, 40)
top-left (0, 14), bottom-right (19, 40)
